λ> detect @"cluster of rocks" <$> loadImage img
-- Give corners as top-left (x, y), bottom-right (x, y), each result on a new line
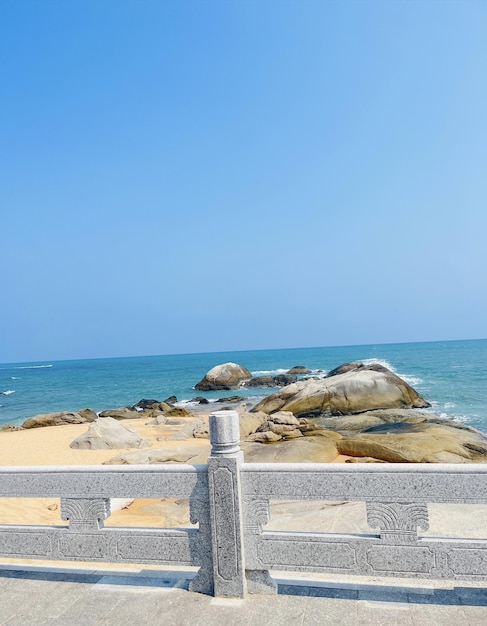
top-left (5, 359), bottom-right (487, 466)
top-left (194, 362), bottom-right (313, 391)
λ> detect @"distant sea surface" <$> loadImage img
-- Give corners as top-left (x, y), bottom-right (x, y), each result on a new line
top-left (1, 339), bottom-right (487, 431)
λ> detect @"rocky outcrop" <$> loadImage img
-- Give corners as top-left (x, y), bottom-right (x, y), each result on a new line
top-left (318, 408), bottom-right (429, 432)
top-left (130, 399), bottom-right (169, 411)
top-left (244, 376), bottom-right (275, 388)
top-left (336, 421), bottom-right (487, 463)
top-left (252, 363), bottom-right (430, 417)
top-left (215, 395), bottom-right (246, 404)
top-left (70, 417), bottom-right (151, 450)
top-left (236, 405), bottom-right (268, 438)
top-left (313, 409), bottom-right (487, 463)
top-left (21, 410), bottom-right (97, 429)
top-left (244, 374), bottom-right (297, 388)
top-left (242, 436), bottom-right (339, 463)
top-left (250, 411), bottom-right (303, 441)
top-left (194, 362), bottom-right (252, 391)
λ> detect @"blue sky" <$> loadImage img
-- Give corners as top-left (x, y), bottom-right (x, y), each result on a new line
top-left (1, 0), bottom-right (486, 363)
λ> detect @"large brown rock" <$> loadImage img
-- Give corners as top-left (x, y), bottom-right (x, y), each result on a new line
top-left (336, 421), bottom-right (487, 463)
top-left (318, 408), bottom-right (429, 432)
top-left (252, 363), bottom-right (430, 417)
top-left (194, 362), bottom-right (252, 390)
top-left (21, 410), bottom-right (97, 429)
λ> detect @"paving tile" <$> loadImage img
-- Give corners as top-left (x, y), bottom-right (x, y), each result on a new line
top-left (357, 601), bottom-right (413, 626)
top-left (303, 597), bottom-right (359, 625)
top-left (461, 605), bottom-right (487, 625)
top-left (409, 603), bottom-right (470, 626)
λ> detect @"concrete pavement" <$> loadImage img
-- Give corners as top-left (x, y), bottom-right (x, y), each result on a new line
top-left (0, 564), bottom-right (487, 625)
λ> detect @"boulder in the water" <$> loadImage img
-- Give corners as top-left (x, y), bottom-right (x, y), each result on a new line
top-left (194, 362), bottom-right (252, 391)
top-left (252, 363), bottom-right (430, 417)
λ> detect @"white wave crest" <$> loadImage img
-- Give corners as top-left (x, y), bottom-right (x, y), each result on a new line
top-left (0, 390), bottom-right (15, 396)
top-left (251, 369), bottom-right (289, 377)
top-left (11, 376), bottom-right (19, 380)
top-left (401, 375), bottom-right (423, 386)
top-left (17, 364), bottom-right (53, 369)
top-left (361, 358), bottom-right (397, 372)
top-left (360, 359), bottom-right (422, 386)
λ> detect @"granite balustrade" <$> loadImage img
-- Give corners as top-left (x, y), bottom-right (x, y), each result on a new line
top-left (1, 410), bottom-right (487, 597)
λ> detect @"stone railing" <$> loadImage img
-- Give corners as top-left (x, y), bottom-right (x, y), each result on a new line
top-left (1, 410), bottom-right (487, 597)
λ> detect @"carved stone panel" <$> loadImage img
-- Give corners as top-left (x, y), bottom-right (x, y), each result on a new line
top-left (366, 501), bottom-right (429, 543)
top-left (60, 498), bottom-right (110, 531)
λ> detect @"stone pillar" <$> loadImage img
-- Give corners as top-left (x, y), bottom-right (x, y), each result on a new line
top-left (207, 410), bottom-right (247, 597)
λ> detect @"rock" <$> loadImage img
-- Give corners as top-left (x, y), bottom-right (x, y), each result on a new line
top-left (252, 364), bottom-right (430, 417)
top-left (130, 399), bottom-right (161, 411)
top-left (243, 374), bottom-right (297, 388)
top-left (0, 424), bottom-right (18, 432)
top-left (194, 362), bottom-right (252, 391)
top-left (164, 396), bottom-right (178, 405)
top-left (236, 405), bottom-right (268, 438)
top-left (244, 376), bottom-right (276, 388)
top-left (241, 435), bottom-right (339, 463)
top-left (163, 407), bottom-right (196, 418)
top-left (318, 409), bottom-right (429, 432)
top-left (247, 431), bottom-right (283, 443)
top-left (326, 362), bottom-right (363, 377)
top-left (191, 397), bottom-right (209, 405)
top-left (168, 419), bottom-right (206, 441)
top-left (77, 408), bottom-right (98, 421)
top-left (267, 411), bottom-right (300, 426)
top-left (336, 421), bottom-right (487, 463)
top-left (254, 410), bottom-right (304, 440)
top-left (273, 374), bottom-right (297, 386)
top-left (70, 417), bottom-right (151, 450)
top-left (104, 444), bottom-right (210, 465)
top-left (144, 408), bottom-right (168, 418)
top-left (287, 366), bottom-right (312, 375)
top-left (99, 408), bottom-right (142, 420)
top-left (22, 411), bottom-right (97, 429)
top-left (215, 395), bottom-right (246, 404)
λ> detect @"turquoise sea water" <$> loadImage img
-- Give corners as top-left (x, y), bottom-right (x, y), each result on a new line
top-left (1, 339), bottom-right (486, 431)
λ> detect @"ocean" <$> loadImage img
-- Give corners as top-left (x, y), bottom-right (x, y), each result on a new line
top-left (1, 339), bottom-right (486, 432)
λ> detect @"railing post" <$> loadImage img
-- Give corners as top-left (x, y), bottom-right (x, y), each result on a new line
top-left (207, 410), bottom-right (247, 597)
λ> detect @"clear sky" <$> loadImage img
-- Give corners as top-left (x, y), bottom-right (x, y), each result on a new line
top-left (1, 0), bottom-right (486, 363)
